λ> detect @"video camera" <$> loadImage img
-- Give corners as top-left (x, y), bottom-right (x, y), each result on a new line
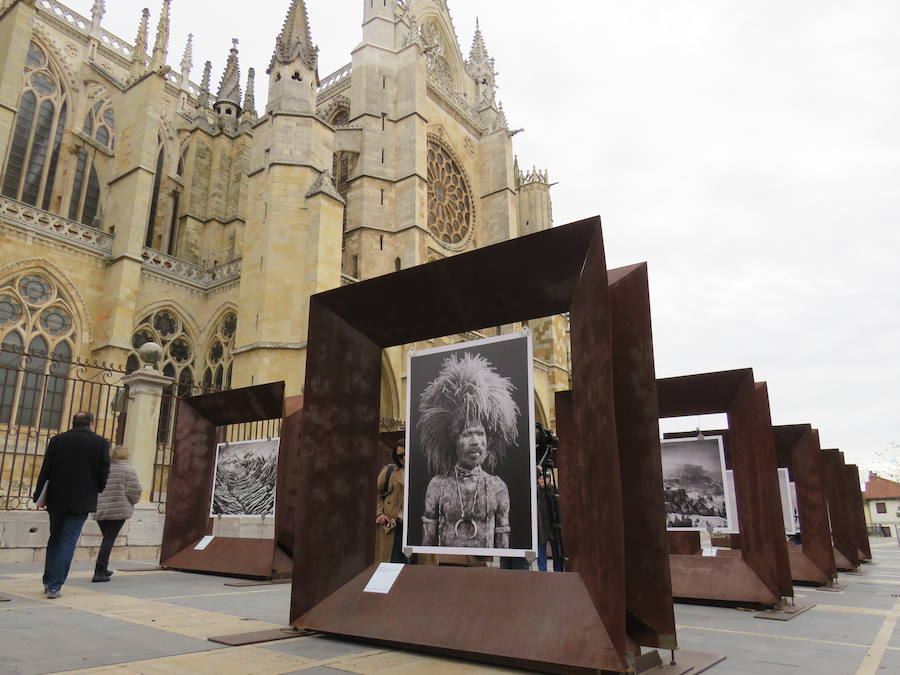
top-left (535, 422), bottom-right (559, 468)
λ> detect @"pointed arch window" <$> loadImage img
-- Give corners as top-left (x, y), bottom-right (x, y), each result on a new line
top-left (0, 271), bottom-right (77, 430)
top-left (2, 42), bottom-right (68, 212)
top-left (126, 309), bottom-right (196, 445)
top-left (145, 141), bottom-right (166, 249)
top-left (202, 312), bottom-right (236, 393)
top-left (67, 98), bottom-right (114, 226)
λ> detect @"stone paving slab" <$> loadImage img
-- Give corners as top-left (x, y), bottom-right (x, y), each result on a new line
top-left (160, 588), bottom-right (291, 625)
top-left (0, 602), bottom-right (216, 675)
top-left (1, 540), bottom-right (899, 674)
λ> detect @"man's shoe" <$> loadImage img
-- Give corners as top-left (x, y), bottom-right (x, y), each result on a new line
top-left (91, 572), bottom-right (110, 583)
top-left (45, 589), bottom-right (61, 599)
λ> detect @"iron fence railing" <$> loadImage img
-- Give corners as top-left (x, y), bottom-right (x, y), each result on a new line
top-left (0, 343), bottom-right (126, 510)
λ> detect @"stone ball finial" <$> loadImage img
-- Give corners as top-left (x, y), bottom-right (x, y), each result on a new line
top-left (137, 341), bottom-right (163, 369)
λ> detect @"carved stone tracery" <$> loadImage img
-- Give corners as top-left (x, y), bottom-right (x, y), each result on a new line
top-left (426, 136), bottom-right (474, 249)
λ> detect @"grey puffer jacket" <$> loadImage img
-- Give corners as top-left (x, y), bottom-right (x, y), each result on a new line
top-left (93, 461), bottom-right (142, 521)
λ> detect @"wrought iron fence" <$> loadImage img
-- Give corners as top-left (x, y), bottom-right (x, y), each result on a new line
top-left (0, 343), bottom-right (127, 510)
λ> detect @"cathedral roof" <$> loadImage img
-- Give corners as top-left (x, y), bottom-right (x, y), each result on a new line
top-left (305, 171), bottom-right (345, 204)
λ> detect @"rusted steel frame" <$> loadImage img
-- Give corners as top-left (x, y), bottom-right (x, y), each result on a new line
top-left (606, 263), bottom-right (675, 649)
top-left (275, 395), bottom-right (303, 559)
top-left (160, 382), bottom-right (286, 570)
top-left (774, 424), bottom-right (836, 583)
top-left (821, 449), bottom-right (859, 567)
top-left (752, 383), bottom-right (793, 598)
top-left (290, 217), bottom-right (632, 671)
top-left (656, 370), bottom-right (790, 603)
top-left (845, 464), bottom-right (872, 561)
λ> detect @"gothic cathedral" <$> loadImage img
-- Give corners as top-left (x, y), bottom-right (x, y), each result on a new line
top-left (0, 0), bottom-right (569, 435)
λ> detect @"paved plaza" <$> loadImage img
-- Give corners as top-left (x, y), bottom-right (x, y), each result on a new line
top-left (0, 537), bottom-right (897, 674)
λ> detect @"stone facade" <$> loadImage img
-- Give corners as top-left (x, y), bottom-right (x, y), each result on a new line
top-left (0, 0), bottom-right (569, 448)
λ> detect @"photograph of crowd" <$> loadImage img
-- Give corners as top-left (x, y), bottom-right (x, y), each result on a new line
top-left (210, 438), bottom-right (279, 517)
top-left (661, 436), bottom-right (730, 531)
top-left (403, 332), bottom-right (537, 557)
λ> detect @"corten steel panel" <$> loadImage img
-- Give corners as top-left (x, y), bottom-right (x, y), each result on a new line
top-left (275, 395), bottom-right (303, 558)
top-left (774, 424), bottom-right (836, 584)
top-left (299, 564), bottom-right (625, 675)
top-left (163, 537), bottom-right (291, 578)
top-left (181, 382), bottom-right (285, 426)
top-left (845, 464), bottom-right (872, 561)
top-left (606, 263), bottom-right (675, 649)
top-left (788, 546), bottom-right (831, 585)
top-left (160, 382), bottom-right (288, 576)
top-left (667, 532), bottom-right (701, 556)
top-left (657, 370), bottom-right (791, 603)
top-left (668, 555), bottom-right (780, 605)
top-left (160, 399), bottom-right (217, 563)
top-left (289, 217), bottom-right (634, 670)
top-left (822, 449), bottom-right (859, 567)
top-left (753, 383), bottom-right (793, 598)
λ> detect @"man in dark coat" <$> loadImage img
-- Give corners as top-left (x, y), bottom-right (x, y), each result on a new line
top-left (33, 411), bottom-right (110, 598)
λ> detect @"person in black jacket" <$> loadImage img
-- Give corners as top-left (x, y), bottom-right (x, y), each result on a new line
top-left (33, 411), bottom-right (110, 598)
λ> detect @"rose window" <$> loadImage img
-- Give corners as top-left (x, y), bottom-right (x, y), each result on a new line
top-left (427, 140), bottom-right (474, 247)
top-left (19, 275), bottom-right (52, 305)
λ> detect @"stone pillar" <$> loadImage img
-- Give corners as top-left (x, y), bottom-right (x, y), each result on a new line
top-left (121, 343), bottom-right (173, 502)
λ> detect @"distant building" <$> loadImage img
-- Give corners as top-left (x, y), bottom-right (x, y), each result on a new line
top-left (863, 473), bottom-right (900, 536)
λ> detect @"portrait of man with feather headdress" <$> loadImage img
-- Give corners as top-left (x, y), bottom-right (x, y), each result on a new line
top-left (416, 351), bottom-right (521, 549)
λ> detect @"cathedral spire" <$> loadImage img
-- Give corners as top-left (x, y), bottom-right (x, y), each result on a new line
top-left (151, 0), bottom-right (171, 69)
top-left (243, 68), bottom-right (257, 119)
top-left (268, 0), bottom-right (318, 74)
top-left (215, 38), bottom-right (242, 112)
top-left (179, 33), bottom-right (193, 85)
top-left (130, 7), bottom-right (150, 80)
top-left (466, 17), bottom-right (497, 109)
top-left (198, 59), bottom-right (212, 108)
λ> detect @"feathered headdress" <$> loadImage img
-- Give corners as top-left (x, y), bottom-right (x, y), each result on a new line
top-left (417, 352), bottom-right (519, 476)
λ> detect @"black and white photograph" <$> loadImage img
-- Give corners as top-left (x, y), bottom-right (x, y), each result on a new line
top-left (402, 332), bottom-right (537, 557)
top-left (661, 436), bottom-right (731, 532)
top-left (210, 438), bottom-right (279, 517)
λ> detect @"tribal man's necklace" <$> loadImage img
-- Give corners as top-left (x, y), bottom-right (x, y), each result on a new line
top-left (454, 466), bottom-right (481, 540)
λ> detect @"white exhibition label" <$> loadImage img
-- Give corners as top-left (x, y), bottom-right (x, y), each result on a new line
top-left (702, 547), bottom-right (718, 557)
top-left (363, 563), bottom-right (404, 594)
top-left (194, 535), bottom-right (214, 551)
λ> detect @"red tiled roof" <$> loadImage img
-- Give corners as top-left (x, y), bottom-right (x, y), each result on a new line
top-left (864, 472), bottom-right (900, 500)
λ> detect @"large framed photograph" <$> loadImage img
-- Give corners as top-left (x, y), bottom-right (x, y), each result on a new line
top-left (661, 436), bottom-right (732, 532)
top-left (210, 438), bottom-right (279, 517)
top-left (402, 331), bottom-right (537, 557)
top-left (778, 468), bottom-right (800, 535)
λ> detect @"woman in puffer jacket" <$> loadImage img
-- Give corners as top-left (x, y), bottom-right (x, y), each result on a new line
top-left (91, 445), bottom-right (142, 582)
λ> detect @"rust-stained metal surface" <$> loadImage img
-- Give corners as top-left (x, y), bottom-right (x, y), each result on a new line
top-left (657, 370), bottom-right (791, 605)
top-left (297, 564), bottom-right (626, 675)
top-left (289, 217), bottom-right (634, 671)
top-left (606, 263), bottom-right (675, 650)
top-left (275, 395), bottom-right (303, 558)
top-left (667, 531), bottom-right (701, 556)
top-left (160, 382), bottom-right (288, 577)
top-left (845, 464), bottom-right (872, 561)
top-left (822, 449), bottom-right (859, 567)
top-left (774, 424), bottom-right (836, 584)
top-left (753, 383), bottom-right (794, 598)
top-left (669, 555), bottom-right (780, 605)
top-left (180, 382), bottom-right (285, 426)
top-left (162, 537), bottom-right (291, 578)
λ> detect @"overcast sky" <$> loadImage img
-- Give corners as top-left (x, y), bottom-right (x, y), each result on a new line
top-left (68, 1), bottom-right (899, 476)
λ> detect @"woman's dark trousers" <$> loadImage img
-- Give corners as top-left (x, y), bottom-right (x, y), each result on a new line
top-left (95, 519), bottom-right (125, 573)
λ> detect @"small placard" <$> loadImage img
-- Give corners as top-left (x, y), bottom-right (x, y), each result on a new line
top-left (363, 563), bottom-right (404, 594)
top-left (194, 535), bottom-right (214, 551)
top-left (702, 547), bottom-right (718, 557)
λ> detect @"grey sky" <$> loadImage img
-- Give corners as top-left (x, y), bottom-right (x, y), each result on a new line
top-left (69, 1), bottom-right (899, 475)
